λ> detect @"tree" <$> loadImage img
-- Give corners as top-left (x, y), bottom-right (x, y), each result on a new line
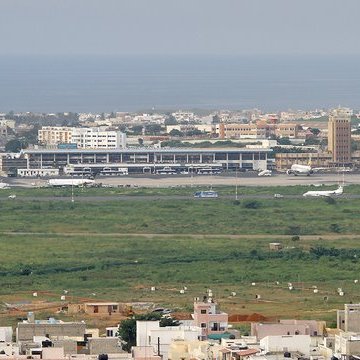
top-left (186, 129), bottom-right (203, 137)
top-left (138, 138), bottom-right (144, 146)
top-left (309, 128), bottom-right (321, 136)
top-left (169, 129), bottom-right (184, 137)
top-left (304, 137), bottom-right (320, 145)
top-left (5, 139), bottom-right (27, 152)
top-left (277, 137), bottom-right (291, 145)
top-left (146, 124), bottom-right (163, 135)
top-left (117, 313), bottom-right (180, 352)
top-left (212, 114), bottom-right (220, 124)
top-left (164, 115), bottom-right (178, 126)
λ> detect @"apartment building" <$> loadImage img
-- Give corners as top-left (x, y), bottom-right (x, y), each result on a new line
top-left (38, 126), bottom-right (73, 146)
top-left (38, 126), bottom-right (126, 149)
top-left (71, 127), bottom-right (126, 149)
top-left (328, 107), bottom-right (352, 164)
top-left (217, 122), bottom-right (298, 139)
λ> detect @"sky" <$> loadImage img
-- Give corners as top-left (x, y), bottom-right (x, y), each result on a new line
top-left (0, 0), bottom-right (359, 56)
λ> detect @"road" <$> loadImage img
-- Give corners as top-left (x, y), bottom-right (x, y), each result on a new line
top-left (4, 172), bottom-right (360, 188)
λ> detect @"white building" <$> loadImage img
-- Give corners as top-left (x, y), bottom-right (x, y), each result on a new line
top-left (38, 126), bottom-right (127, 149)
top-left (260, 335), bottom-right (311, 356)
top-left (71, 127), bottom-right (127, 149)
top-left (136, 321), bottom-right (201, 360)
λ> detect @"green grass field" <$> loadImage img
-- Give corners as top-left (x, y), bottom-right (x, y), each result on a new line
top-left (0, 186), bottom-right (360, 324)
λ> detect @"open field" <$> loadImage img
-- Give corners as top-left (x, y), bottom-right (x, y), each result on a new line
top-left (0, 186), bottom-right (360, 326)
top-left (1, 192), bottom-right (360, 234)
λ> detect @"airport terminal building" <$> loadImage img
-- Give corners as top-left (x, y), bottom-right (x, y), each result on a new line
top-left (19, 147), bottom-right (272, 176)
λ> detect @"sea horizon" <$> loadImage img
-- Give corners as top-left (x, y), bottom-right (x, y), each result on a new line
top-left (1, 54), bottom-right (360, 113)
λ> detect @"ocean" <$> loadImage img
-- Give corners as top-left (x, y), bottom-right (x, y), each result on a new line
top-left (0, 55), bottom-right (360, 113)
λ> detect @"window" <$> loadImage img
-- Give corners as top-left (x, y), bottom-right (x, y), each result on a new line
top-left (201, 309), bottom-right (207, 314)
top-left (201, 323), bottom-right (207, 328)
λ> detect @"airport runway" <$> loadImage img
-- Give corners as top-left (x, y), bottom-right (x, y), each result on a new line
top-left (5, 172), bottom-right (360, 188)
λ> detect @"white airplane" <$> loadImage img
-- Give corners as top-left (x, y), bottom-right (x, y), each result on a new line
top-left (258, 169), bottom-right (272, 177)
top-left (287, 164), bottom-right (313, 176)
top-left (47, 178), bottom-right (95, 187)
top-left (303, 185), bottom-right (344, 197)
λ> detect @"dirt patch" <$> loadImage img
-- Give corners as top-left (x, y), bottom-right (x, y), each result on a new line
top-left (229, 313), bottom-right (270, 322)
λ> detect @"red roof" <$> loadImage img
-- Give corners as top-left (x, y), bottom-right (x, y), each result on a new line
top-left (236, 349), bottom-right (260, 357)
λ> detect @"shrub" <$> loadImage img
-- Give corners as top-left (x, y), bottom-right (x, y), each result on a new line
top-left (330, 223), bottom-right (341, 233)
top-left (285, 226), bottom-right (301, 235)
top-left (324, 197), bottom-right (336, 205)
top-left (243, 200), bottom-right (261, 209)
top-left (291, 235), bottom-right (300, 241)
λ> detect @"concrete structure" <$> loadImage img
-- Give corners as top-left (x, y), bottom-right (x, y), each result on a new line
top-left (20, 147), bottom-right (272, 176)
top-left (192, 300), bottom-right (228, 340)
top-left (260, 334), bottom-right (311, 356)
top-left (0, 154), bottom-right (28, 176)
top-left (136, 321), bottom-right (201, 360)
top-left (217, 123), bottom-right (299, 140)
top-left (88, 337), bottom-right (123, 354)
top-left (168, 340), bottom-right (217, 360)
top-left (71, 127), bottom-right (127, 149)
top-left (269, 243), bottom-right (283, 251)
top-left (17, 168), bottom-right (59, 177)
top-left (132, 346), bottom-right (161, 360)
top-left (38, 126), bottom-right (126, 149)
top-left (275, 152), bottom-right (332, 171)
top-left (16, 317), bottom-right (86, 342)
top-left (335, 332), bottom-right (360, 360)
top-left (328, 108), bottom-right (352, 165)
top-left (251, 320), bottom-right (325, 340)
top-left (38, 127), bottom-right (73, 146)
top-left (166, 124), bottom-right (214, 134)
top-left (337, 303), bottom-right (360, 332)
top-left (68, 302), bottom-right (121, 316)
top-left (0, 327), bottom-right (13, 342)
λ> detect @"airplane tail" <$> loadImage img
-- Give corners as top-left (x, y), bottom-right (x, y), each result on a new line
top-left (335, 186), bottom-right (344, 195)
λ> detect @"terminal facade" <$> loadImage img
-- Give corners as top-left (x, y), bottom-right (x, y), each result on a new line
top-left (20, 147), bottom-right (272, 176)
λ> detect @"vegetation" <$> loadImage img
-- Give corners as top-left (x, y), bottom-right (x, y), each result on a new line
top-left (0, 187), bottom-right (360, 323)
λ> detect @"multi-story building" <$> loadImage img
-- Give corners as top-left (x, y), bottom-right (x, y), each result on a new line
top-left (38, 126), bottom-right (126, 149)
top-left (192, 299), bottom-right (228, 340)
top-left (275, 152), bottom-right (332, 171)
top-left (337, 303), bottom-right (360, 332)
top-left (328, 107), bottom-right (352, 164)
top-left (38, 126), bottom-right (73, 146)
top-left (71, 127), bottom-right (127, 149)
top-left (217, 122), bottom-right (298, 140)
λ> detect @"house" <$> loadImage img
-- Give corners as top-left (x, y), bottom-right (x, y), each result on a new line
top-left (136, 321), bottom-right (201, 360)
top-left (251, 320), bottom-right (325, 340)
top-left (337, 303), bottom-right (360, 332)
top-left (192, 298), bottom-right (228, 340)
top-left (260, 334), bottom-right (311, 356)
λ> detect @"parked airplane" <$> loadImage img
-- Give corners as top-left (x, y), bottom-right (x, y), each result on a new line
top-left (287, 164), bottom-right (313, 176)
top-left (47, 178), bottom-right (95, 187)
top-left (303, 185), bottom-right (344, 197)
top-left (258, 169), bottom-right (272, 177)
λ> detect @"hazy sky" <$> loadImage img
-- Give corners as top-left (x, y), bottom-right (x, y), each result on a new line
top-left (0, 0), bottom-right (359, 56)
